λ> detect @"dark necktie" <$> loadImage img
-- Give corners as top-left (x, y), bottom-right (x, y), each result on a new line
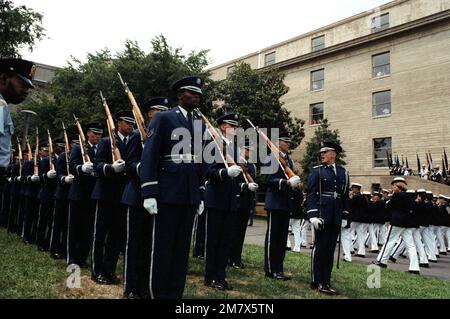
top-left (93, 145), bottom-right (96, 154)
top-left (123, 137), bottom-right (127, 145)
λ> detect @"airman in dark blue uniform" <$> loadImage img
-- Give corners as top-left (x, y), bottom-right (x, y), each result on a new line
top-left (121, 97), bottom-right (169, 299)
top-left (140, 76), bottom-right (205, 299)
top-left (306, 141), bottom-right (350, 294)
top-left (49, 137), bottom-right (77, 259)
top-left (229, 141), bottom-right (257, 269)
top-left (264, 132), bottom-right (301, 280)
top-left (67, 123), bottom-right (103, 267)
top-left (22, 153), bottom-right (40, 244)
top-left (91, 111), bottom-right (135, 285)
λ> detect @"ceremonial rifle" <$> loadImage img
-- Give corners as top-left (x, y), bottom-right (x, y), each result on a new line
top-left (62, 122), bottom-right (71, 175)
top-left (73, 114), bottom-right (91, 164)
top-left (100, 91), bottom-right (122, 162)
top-left (47, 129), bottom-right (55, 171)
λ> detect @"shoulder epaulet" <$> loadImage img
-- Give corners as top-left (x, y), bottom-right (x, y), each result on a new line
top-left (313, 165), bottom-right (324, 169)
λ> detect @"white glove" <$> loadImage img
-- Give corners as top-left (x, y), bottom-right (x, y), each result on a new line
top-left (310, 217), bottom-right (324, 230)
top-left (64, 175), bottom-right (75, 184)
top-left (112, 159), bottom-right (125, 173)
top-left (248, 182), bottom-right (259, 192)
top-left (81, 162), bottom-right (93, 174)
top-left (288, 175), bottom-right (301, 188)
top-left (197, 200), bottom-right (204, 215)
top-left (341, 219), bottom-right (349, 228)
top-left (31, 175), bottom-right (40, 183)
top-left (15, 176), bottom-right (20, 182)
top-left (7, 177), bottom-right (12, 183)
top-left (227, 165), bottom-right (242, 178)
top-left (46, 170), bottom-right (57, 179)
top-left (143, 198), bottom-right (158, 215)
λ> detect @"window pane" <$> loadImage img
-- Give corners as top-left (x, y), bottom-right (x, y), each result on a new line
top-left (310, 103), bottom-right (324, 124)
top-left (265, 52), bottom-right (275, 66)
top-left (372, 13), bottom-right (389, 32)
top-left (373, 52), bottom-right (390, 77)
top-left (312, 35), bottom-right (325, 52)
top-left (311, 69), bottom-right (324, 91)
top-left (373, 52), bottom-right (389, 67)
top-left (373, 137), bottom-right (392, 167)
top-left (373, 91), bottom-right (391, 116)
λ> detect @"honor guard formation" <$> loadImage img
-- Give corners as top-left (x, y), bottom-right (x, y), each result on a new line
top-left (0, 58), bottom-right (449, 299)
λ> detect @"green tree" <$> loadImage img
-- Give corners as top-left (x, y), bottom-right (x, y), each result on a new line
top-left (211, 62), bottom-right (305, 149)
top-left (12, 35), bottom-right (211, 140)
top-left (0, 0), bottom-right (46, 57)
top-left (299, 118), bottom-right (346, 184)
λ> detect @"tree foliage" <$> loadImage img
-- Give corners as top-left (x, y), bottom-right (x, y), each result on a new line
top-left (13, 35), bottom-right (211, 139)
top-left (299, 118), bottom-right (346, 184)
top-left (0, 0), bottom-right (46, 57)
top-left (211, 63), bottom-right (305, 149)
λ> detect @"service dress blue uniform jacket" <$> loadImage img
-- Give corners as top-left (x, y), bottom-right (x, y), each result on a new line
top-left (24, 159), bottom-right (40, 198)
top-left (306, 164), bottom-right (350, 226)
top-left (37, 156), bottom-right (57, 201)
top-left (91, 134), bottom-right (133, 203)
top-left (67, 143), bottom-right (97, 201)
top-left (140, 106), bottom-right (204, 206)
top-left (264, 153), bottom-right (296, 212)
top-left (236, 161), bottom-right (257, 210)
top-left (0, 94), bottom-right (14, 168)
top-left (204, 140), bottom-right (240, 211)
top-left (121, 130), bottom-right (143, 207)
top-left (54, 152), bottom-right (71, 201)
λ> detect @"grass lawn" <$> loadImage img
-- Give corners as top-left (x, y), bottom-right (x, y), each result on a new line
top-left (1, 228), bottom-right (449, 299)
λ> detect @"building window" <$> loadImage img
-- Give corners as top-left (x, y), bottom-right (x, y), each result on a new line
top-left (310, 102), bottom-right (324, 125)
top-left (311, 35), bottom-right (325, 52)
top-left (227, 65), bottom-right (236, 76)
top-left (372, 52), bottom-right (390, 77)
top-left (372, 90), bottom-right (391, 117)
top-left (372, 13), bottom-right (389, 32)
top-left (264, 52), bottom-right (276, 66)
top-left (373, 137), bottom-right (392, 167)
top-left (311, 69), bottom-right (324, 91)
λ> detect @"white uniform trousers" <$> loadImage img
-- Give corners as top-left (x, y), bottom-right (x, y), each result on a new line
top-left (368, 224), bottom-right (380, 251)
top-left (434, 225), bottom-right (447, 253)
top-left (420, 226), bottom-right (437, 261)
top-left (286, 218), bottom-right (301, 252)
top-left (412, 228), bottom-right (428, 264)
top-left (445, 227), bottom-right (450, 251)
top-left (341, 224), bottom-right (353, 262)
top-left (377, 226), bottom-right (420, 271)
top-left (354, 222), bottom-right (367, 256)
top-left (378, 223), bottom-right (389, 246)
top-left (391, 239), bottom-right (406, 259)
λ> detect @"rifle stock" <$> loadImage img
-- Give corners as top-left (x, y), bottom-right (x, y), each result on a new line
top-left (118, 73), bottom-right (147, 144)
top-left (73, 114), bottom-right (91, 164)
top-left (47, 129), bottom-right (55, 171)
top-left (100, 91), bottom-right (122, 162)
top-left (62, 122), bottom-right (71, 175)
top-left (33, 128), bottom-right (39, 176)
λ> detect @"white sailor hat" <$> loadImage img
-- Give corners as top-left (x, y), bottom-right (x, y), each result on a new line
top-left (362, 191), bottom-right (371, 196)
top-left (391, 177), bottom-right (407, 185)
top-left (351, 182), bottom-right (362, 188)
top-left (416, 189), bottom-right (427, 193)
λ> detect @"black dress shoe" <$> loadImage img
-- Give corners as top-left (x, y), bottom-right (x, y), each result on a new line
top-left (389, 256), bottom-right (397, 263)
top-left (439, 252), bottom-right (447, 255)
top-left (266, 272), bottom-right (291, 280)
top-left (124, 292), bottom-right (140, 299)
top-left (355, 254), bottom-right (365, 258)
top-left (372, 261), bottom-right (387, 268)
top-left (93, 274), bottom-right (112, 285)
top-left (310, 282), bottom-right (319, 290)
top-left (209, 280), bottom-right (226, 290)
top-left (408, 270), bottom-right (420, 275)
top-left (429, 259), bottom-right (438, 263)
top-left (106, 274), bottom-right (121, 284)
top-left (219, 279), bottom-right (233, 290)
top-left (231, 261), bottom-right (245, 269)
top-left (419, 263), bottom-right (429, 268)
top-left (285, 247), bottom-right (291, 251)
top-left (50, 252), bottom-right (62, 260)
top-left (318, 284), bottom-right (335, 295)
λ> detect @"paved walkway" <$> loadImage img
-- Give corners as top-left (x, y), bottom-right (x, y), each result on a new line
top-left (245, 218), bottom-right (450, 281)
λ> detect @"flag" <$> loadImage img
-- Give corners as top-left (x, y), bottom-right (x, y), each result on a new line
top-left (426, 152), bottom-right (431, 171)
top-left (401, 154), bottom-right (404, 166)
top-left (442, 156), bottom-right (447, 179)
top-left (444, 148), bottom-right (449, 171)
top-left (428, 150), bottom-right (433, 169)
top-left (386, 150), bottom-right (391, 168)
top-left (416, 153), bottom-right (421, 174)
top-left (396, 154), bottom-right (400, 166)
top-left (405, 156), bottom-right (409, 169)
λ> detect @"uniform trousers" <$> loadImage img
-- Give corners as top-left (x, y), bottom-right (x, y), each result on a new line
top-left (264, 210), bottom-right (290, 275)
top-left (311, 224), bottom-right (340, 286)
top-left (36, 200), bottom-right (55, 249)
top-left (7, 193), bottom-right (20, 233)
top-left (412, 228), bottom-right (428, 264)
top-left (368, 224), bottom-right (380, 251)
top-left (22, 196), bottom-right (39, 243)
top-left (49, 199), bottom-right (68, 257)
top-left (286, 218), bottom-right (301, 252)
top-left (1, 186), bottom-right (10, 227)
top-left (205, 208), bottom-right (235, 282)
top-left (229, 208), bottom-right (251, 262)
top-left (433, 225), bottom-right (446, 253)
top-left (91, 201), bottom-right (126, 277)
top-left (377, 226), bottom-right (419, 271)
top-left (353, 222), bottom-right (368, 256)
top-left (340, 222), bottom-right (353, 261)
top-left (124, 206), bottom-right (152, 297)
top-left (67, 199), bottom-right (96, 266)
top-left (421, 226), bottom-right (437, 261)
top-left (149, 203), bottom-right (196, 299)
